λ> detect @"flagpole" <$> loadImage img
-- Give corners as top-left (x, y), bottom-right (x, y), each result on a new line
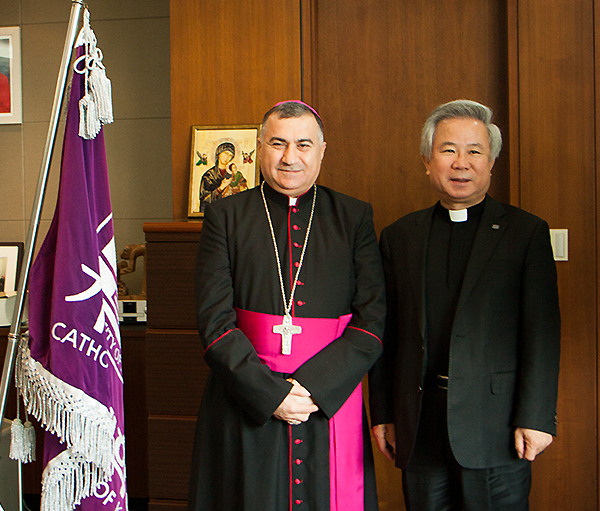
top-left (0, 0), bottom-right (84, 427)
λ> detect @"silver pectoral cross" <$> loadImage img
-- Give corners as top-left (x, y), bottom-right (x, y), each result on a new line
top-left (273, 314), bottom-right (302, 355)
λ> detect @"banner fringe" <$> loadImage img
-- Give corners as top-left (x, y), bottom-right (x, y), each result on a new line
top-left (16, 334), bottom-right (116, 510)
top-left (41, 449), bottom-right (104, 511)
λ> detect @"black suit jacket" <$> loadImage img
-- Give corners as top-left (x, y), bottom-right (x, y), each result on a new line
top-left (369, 196), bottom-right (561, 469)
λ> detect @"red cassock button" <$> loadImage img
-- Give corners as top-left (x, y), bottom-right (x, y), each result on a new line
top-left (295, 500), bottom-right (303, 505)
top-left (297, 301), bottom-right (305, 306)
top-left (294, 262), bottom-right (300, 268)
top-left (293, 225), bottom-right (301, 231)
top-left (295, 459), bottom-right (303, 465)
top-left (292, 207), bottom-right (299, 213)
top-left (293, 242), bottom-right (302, 248)
top-left (294, 439), bottom-right (303, 444)
top-left (294, 479), bottom-right (303, 484)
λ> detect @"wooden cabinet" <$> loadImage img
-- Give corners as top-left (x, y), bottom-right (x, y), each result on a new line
top-left (143, 222), bottom-right (209, 511)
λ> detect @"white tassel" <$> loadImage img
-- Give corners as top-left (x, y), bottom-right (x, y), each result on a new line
top-left (9, 418), bottom-right (24, 461)
top-left (10, 348), bottom-right (34, 464)
top-left (73, 8), bottom-right (114, 140)
top-left (10, 418), bottom-right (36, 463)
top-left (79, 93), bottom-right (101, 139)
top-left (23, 419), bottom-right (37, 462)
top-left (89, 59), bottom-right (113, 125)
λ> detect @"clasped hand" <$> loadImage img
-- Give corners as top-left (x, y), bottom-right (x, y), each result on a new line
top-left (273, 378), bottom-right (319, 425)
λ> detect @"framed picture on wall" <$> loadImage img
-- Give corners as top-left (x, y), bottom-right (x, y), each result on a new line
top-left (0, 27), bottom-right (22, 124)
top-left (0, 242), bottom-right (24, 294)
top-left (188, 125), bottom-right (261, 217)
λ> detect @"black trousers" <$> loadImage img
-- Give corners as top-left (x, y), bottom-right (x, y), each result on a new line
top-left (403, 381), bottom-right (532, 511)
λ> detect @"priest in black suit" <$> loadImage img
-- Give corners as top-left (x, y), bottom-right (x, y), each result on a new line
top-left (188, 101), bottom-right (386, 511)
top-left (369, 99), bottom-right (560, 510)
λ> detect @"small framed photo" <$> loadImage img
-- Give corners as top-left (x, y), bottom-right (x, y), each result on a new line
top-left (0, 243), bottom-right (24, 295)
top-left (188, 125), bottom-right (260, 217)
top-left (0, 27), bottom-right (22, 124)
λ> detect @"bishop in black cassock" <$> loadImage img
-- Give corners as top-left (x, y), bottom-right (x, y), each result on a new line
top-left (188, 101), bottom-right (386, 511)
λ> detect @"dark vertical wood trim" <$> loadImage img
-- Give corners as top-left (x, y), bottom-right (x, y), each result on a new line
top-left (595, 0), bottom-right (600, 506)
top-left (300, 0), bottom-right (305, 101)
top-left (301, 0), bottom-right (316, 106)
top-left (507, 0), bottom-right (521, 207)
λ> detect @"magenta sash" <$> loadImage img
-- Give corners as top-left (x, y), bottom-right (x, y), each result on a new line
top-left (235, 308), bottom-right (365, 511)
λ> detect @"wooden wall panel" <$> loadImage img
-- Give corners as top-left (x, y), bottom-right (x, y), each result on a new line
top-left (148, 500), bottom-right (187, 511)
top-left (146, 331), bottom-right (208, 415)
top-left (147, 416), bottom-right (197, 500)
top-left (311, 0), bottom-right (510, 235)
top-left (311, 1), bottom-right (511, 507)
top-left (121, 326), bottom-right (149, 498)
top-left (166, 0), bottom-right (600, 508)
top-left (170, 0), bottom-right (304, 221)
top-left (144, 223), bottom-right (202, 330)
top-left (515, 0), bottom-right (597, 508)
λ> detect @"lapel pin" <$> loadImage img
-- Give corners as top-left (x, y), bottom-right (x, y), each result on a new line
top-left (492, 224), bottom-right (500, 229)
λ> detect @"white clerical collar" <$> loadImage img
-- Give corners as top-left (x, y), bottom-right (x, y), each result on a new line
top-left (449, 209), bottom-right (468, 222)
top-left (289, 196), bottom-right (298, 206)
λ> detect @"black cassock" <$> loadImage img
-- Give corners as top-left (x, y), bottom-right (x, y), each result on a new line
top-left (188, 183), bottom-right (386, 511)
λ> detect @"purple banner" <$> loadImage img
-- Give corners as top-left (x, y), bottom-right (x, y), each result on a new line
top-left (23, 44), bottom-right (126, 511)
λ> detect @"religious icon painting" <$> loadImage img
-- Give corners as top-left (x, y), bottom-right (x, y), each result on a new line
top-left (188, 125), bottom-right (261, 217)
top-left (0, 27), bottom-right (22, 124)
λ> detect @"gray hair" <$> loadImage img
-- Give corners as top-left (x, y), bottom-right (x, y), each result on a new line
top-left (260, 101), bottom-right (324, 144)
top-left (420, 100), bottom-right (502, 160)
